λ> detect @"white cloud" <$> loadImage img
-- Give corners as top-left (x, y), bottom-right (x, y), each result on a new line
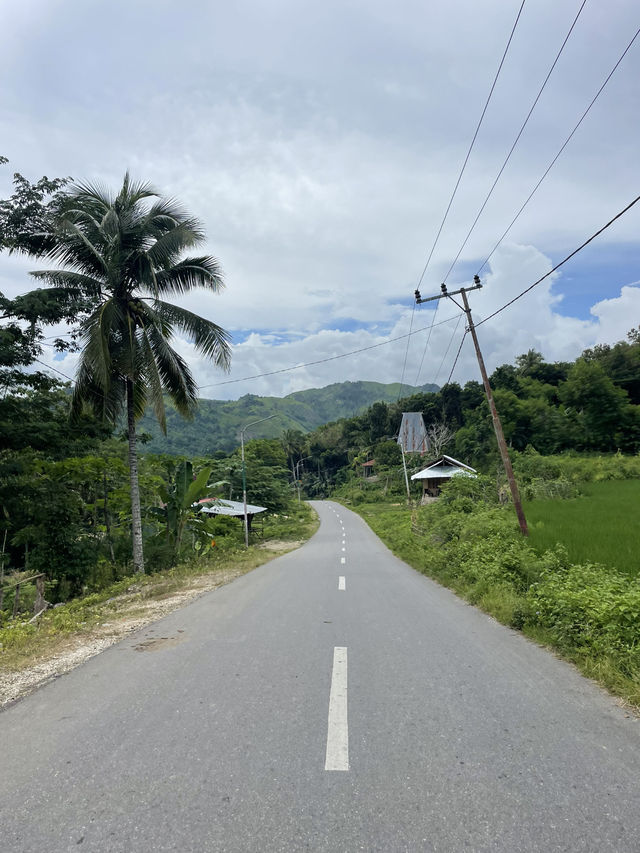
top-left (3, 0), bottom-right (640, 405)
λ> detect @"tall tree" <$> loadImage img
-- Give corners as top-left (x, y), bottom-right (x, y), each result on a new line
top-left (30, 174), bottom-right (231, 573)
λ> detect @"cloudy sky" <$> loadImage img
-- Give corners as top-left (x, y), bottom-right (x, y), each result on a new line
top-left (1, 0), bottom-right (639, 400)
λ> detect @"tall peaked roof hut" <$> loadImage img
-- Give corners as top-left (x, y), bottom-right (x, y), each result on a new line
top-left (397, 412), bottom-right (429, 454)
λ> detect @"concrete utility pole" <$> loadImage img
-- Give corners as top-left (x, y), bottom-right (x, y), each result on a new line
top-left (415, 276), bottom-right (528, 536)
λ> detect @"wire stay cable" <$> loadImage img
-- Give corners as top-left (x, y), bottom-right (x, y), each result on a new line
top-left (476, 25), bottom-right (640, 276)
top-left (443, 0), bottom-right (588, 284)
top-left (433, 313), bottom-right (464, 385)
top-left (445, 329), bottom-right (469, 385)
top-left (476, 193), bottom-right (640, 328)
top-left (415, 0), bottom-right (527, 290)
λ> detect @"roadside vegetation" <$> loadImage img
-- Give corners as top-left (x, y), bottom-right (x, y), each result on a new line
top-left (0, 503), bottom-right (317, 678)
top-left (336, 453), bottom-right (640, 709)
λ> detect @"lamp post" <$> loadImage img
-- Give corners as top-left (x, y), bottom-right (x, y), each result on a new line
top-left (294, 456), bottom-right (312, 503)
top-left (240, 415), bottom-right (276, 548)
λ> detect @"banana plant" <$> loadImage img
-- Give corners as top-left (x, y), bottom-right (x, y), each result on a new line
top-left (147, 461), bottom-right (225, 559)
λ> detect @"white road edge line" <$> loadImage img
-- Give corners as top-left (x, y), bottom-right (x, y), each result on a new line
top-left (325, 647), bottom-right (349, 771)
top-left (338, 576), bottom-right (346, 590)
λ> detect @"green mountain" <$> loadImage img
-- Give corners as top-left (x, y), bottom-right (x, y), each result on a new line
top-left (139, 380), bottom-right (438, 457)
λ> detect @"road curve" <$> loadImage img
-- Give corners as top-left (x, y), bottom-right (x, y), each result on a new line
top-left (1, 499), bottom-right (639, 852)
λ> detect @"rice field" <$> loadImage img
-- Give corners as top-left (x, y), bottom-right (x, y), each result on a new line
top-left (524, 479), bottom-right (640, 578)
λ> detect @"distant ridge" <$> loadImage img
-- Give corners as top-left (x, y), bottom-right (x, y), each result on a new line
top-left (139, 380), bottom-right (439, 456)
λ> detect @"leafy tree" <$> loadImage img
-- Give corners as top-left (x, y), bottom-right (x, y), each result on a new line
top-left (559, 360), bottom-right (630, 451)
top-left (147, 460), bottom-right (220, 562)
top-left (29, 174), bottom-right (231, 573)
top-left (515, 349), bottom-right (544, 377)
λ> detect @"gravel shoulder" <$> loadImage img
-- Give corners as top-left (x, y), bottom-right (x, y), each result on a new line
top-left (1, 540), bottom-right (302, 709)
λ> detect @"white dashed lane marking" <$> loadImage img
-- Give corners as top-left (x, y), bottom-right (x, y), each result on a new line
top-left (338, 576), bottom-right (346, 591)
top-left (325, 647), bottom-right (349, 771)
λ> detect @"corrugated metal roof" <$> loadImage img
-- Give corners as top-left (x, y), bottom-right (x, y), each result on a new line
top-left (411, 455), bottom-right (477, 481)
top-left (411, 467), bottom-right (475, 481)
top-left (397, 412), bottom-right (430, 453)
top-left (199, 498), bottom-right (267, 516)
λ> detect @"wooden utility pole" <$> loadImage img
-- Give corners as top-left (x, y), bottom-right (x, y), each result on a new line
top-left (415, 277), bottom-right (528, 536)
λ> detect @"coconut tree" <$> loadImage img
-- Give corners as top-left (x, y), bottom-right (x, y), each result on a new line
top-left (30, 174), bottom-right (231, 573)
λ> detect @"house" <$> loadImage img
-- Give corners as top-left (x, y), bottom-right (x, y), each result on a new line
top-left (397, 412), bottom-right (430, 454)
top-left (410, 454), bottom-right (477, 499)
top-left (198, 498), bottom-right (267, 532)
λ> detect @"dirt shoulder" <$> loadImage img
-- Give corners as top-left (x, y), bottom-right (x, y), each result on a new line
top-left (1, 540), bottom-right (302, 710)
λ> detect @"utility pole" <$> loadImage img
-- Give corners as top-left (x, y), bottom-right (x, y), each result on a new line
top-left (415, 276), bottom-right (528, 536)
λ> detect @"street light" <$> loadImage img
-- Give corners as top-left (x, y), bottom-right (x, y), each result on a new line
top-left (294, 456), bottom-right (312, 503)
top-left (240, 415), bottom-right (276, 548)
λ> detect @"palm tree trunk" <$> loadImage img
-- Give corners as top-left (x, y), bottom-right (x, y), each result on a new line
top-left (126, 378), bottom-right (145, 574)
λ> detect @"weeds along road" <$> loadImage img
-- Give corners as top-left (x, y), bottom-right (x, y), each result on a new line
top-left (1, 500), bottom-right (639, 852)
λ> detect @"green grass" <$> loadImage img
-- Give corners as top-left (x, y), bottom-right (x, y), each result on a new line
top-left (525, 479), bottom-right (640, 577)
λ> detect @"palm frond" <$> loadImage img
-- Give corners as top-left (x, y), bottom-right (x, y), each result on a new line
top-left (145, 321), bottom-right (198, 417)
top-left (139, 327), bottom-right (167, 432)
top-left (30, 270), bottom-right (103, 298)
top-left (153, 256), bottom-right (225, 297)
top-left (144, 224), bottom-right (204, 274)
top-left (154, 300), bottom-right (231, 368)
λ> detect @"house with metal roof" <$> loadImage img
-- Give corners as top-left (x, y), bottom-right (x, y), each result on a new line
top-left (198, 498), bottom-right (267, 532)
top-left (410, 454), bottom-right (477, 499)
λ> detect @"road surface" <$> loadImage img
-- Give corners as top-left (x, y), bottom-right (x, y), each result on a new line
top-left (1, 500), bottom-right (639, 852)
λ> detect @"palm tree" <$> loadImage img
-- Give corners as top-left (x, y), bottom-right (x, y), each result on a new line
top-left (31, 174), bottom-right (231, 573)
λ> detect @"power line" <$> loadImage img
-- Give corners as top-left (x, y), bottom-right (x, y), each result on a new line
top-left (413, 299), bottom-right (440, 386)
top-left (415, 0), bottom-right (527, 290)
top-left (443, 0), bottom-right (588, 284)
top-left (32, 357), bottom-right (75, 383)
top-left (198, 311), bottom-right (464, 390)
top-left (407, 1), bottom-right (526, 395)
top-left (396, 299), bottom-right (416, 401)
top-left (477, 25), bottom-right (640, 276)
top-left (476, 193), bottom-right (640, 327)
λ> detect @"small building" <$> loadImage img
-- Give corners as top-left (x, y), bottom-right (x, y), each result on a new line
top-left (199, 498), bottom-right (267, 532)
top-left (361, 460), bottom-right (376, 479)
top-left (410, 454), bottom-right (477, 499)
top-left (397, 412), bottom-right (430, 454)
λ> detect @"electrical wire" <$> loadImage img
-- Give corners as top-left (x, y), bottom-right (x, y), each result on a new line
top-left (396, 299), bottom-right (416, 401)
top-left (413, 300), bottom-right (440, 386)
top-left (476, 25), bottom-right (640, 276)
top-left (443, 0), bottom-right (588, 284)
top-left (475, 193), bottom-right (640, 328)
top-left (408, 0), bottom-right (526, 391)
top-left (32, 357), bottom-right (75, 382)
top-left (445, 329), bottom-right (469, 386)
top-left (198, 311), bottom-right (465, 390)
top-left (415, 0), bottom-right (527, 290)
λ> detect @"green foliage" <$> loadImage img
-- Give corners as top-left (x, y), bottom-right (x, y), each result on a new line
top-left (528, 553), bottom-right (640, 674)
top-left (349, 463), bottom-right (640, 704)
top-left (146, 460), bottom-right (220, 564)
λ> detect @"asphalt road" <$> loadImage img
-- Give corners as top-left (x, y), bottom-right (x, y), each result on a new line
top-left (1, 500), bottom-right (639, 852)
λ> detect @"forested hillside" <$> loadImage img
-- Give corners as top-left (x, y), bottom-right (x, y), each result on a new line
top-left (137, 380), bottom-right (438, 456)
top-left (293, 337), bottom-right (640, 498)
